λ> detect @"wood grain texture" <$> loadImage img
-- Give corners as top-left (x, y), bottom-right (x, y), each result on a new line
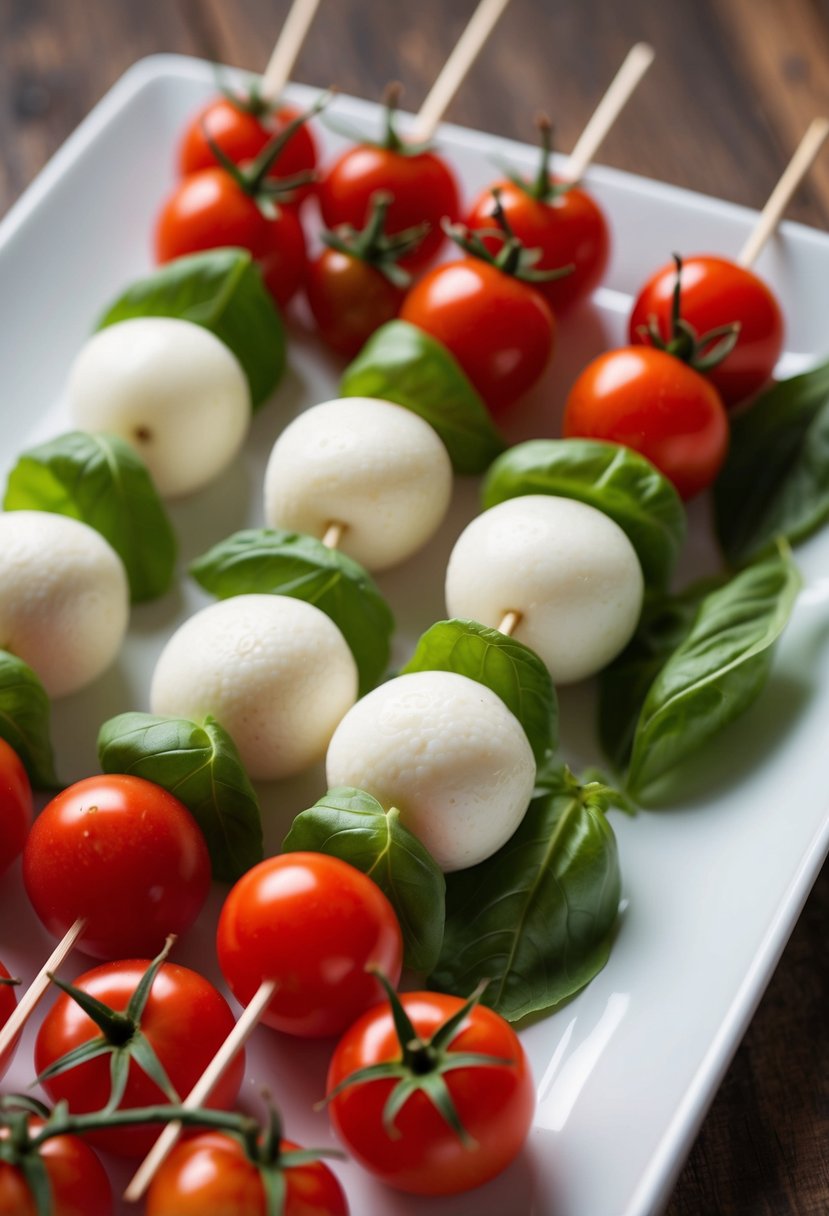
top-left (1, 2), bottom-right (828, 1213)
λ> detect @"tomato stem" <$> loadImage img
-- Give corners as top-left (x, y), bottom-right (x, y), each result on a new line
top-left (443, 192), bottom-right (574, 284)
top-left (321, 190), bottom-right (428, 287)
top-left (639, 253), bottom-right (742, 371)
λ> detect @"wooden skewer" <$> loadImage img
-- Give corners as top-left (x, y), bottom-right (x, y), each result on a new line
top-left (260, 0), bottom-right (323, 105)
top-left (498, 610), bottom-right (521, 637)
top-left (737, 117), bottom-right (829, 268)
top-left (565, 42), bottom-right (655, 183)
top-left (124, 977), bottom-right (278, 1203)
top-left (322, 520), bottom-right (345, 549)
top-left (409, 0), bottom-right (512, 143)
top-left (0, 918), bottom-right (85, 1058)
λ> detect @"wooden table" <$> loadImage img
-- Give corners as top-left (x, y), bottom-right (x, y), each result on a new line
top-left (1, 1), bottom-right (827, 1212)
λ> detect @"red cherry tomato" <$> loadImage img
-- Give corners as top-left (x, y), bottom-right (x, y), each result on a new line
top-left (326, 991), bottom-right (535, 1196)
top-left (155, 168), bottom-right (307, 309)
top-left (216, 853), bottom-right (403, 1038)
top-left (0, 736), bottom-right (32, 876)
top-left (0, 960), bottom-right (18, 1080)
top-left (22, 775), bottom-right (211, 960)
top-left (145, 1132), bottom-right (349, 1216)
top-left (35, 958), bottom-right (244, 1157)
top-left (563, 346), bottom-right (729, 500)
top-left (306, 247), bottom-right (405, 357)
top-left (179, 98), bottom-right (318, 206)
top-left (400, 258), bottom-right (555, 415)
top-left (630, 255), bottom-right (784, 406)
top-left (0, 1118), bottom-right (112, 1216)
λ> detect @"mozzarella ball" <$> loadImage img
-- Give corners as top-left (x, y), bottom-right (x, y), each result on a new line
top-left (69, 317), bottom-right (250, 498)
top-left (150, 594), bottom-right (358, 780)
top-left (263, 397), bottom-right (452, 571)
top-left (0, 511), bottom-right (129, 697)
top-left (326, 670), bottom-right (535, 872)
top-left (445, 495), bottom-right (644, 684)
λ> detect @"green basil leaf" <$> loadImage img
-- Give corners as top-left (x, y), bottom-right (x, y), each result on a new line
top-left (4, 432), bottom-right (176, 604)
top-left (400, 618), bottom-right (556, 766)
top-left (0, 650), bottom-right (58, 788)
top-left (97, 711), bottom-right (263, 882)
top-left (627, 551), bottom-right (801, 801)
top-left (483, 438), bottom-right (686, 588)
top-left (340, 320), bottom-right (505, 475)
top-left (190, 529), bottom-right (394, 696)
top-left (429, 767), bottom-right (621, 1021)
top-left (283, 787), bottom-right (445, 973)
top-left (714, 360), bottom-right (829, 564)
top-left (97, 249), bottom-right (284, 410)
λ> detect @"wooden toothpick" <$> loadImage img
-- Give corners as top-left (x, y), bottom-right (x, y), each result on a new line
top-left (0, 918), bottom-right (85, 1059)
top-left (565, 42), bottom-right (655, 182)
top-left (322, 521), bottom-right (345, 549)
top-left (498, 610), bottom-right (522, 637)
top-left (260, 0), bottom-right (323, 104)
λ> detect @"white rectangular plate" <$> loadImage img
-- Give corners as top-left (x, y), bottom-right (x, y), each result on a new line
top-left (1, 54), bottom-right (828, 1216)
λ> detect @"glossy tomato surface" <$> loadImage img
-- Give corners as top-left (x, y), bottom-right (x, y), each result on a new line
top-left (0, 960), bottom-right (18, 1080)
top-left (145, 1133), bottom-right (349, 1216)
top-left (319, 146), bottom-right (459, 272)
top-left (400, 258), bottom-right (555, 416)
top-left (22, 775), bottom-right (211, 960)
top-left (35, 958), bottom-right (244, 1157)
top-left (327, 991), bottom-right (535, 1195)
top-left (0, 737), bottom-right (32, 876)
top-left (0, 1120), bottom-right (112, 1216)
top-left (155, 168), bottom-right (307, 308)
top-left (466, 179), bottom-right (610, 312)
top-left (179, 98), bottom-right (318, 205)
top-left (216, 853), bottom-right (402, 1037)
top-left (306, 248), bottom-right (405, 357)
top-left (563, 346), bottom-right (729, 500)
top-left (629, 254), bottom-right (784, 406)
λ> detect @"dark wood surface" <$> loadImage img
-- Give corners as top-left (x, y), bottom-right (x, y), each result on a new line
top-left (1, 1), bottom-right (828, 1212)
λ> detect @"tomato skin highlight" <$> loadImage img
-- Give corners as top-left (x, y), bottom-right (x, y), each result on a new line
top-left (179, 99), bottom-right (318, 206)
top-left (466, 179), bottom-right (610, 312)
top-left (629, 254), bottom-right (784, 406)
top-left (155, 168), bottom-right (308, 308)
top-left (216, 852), bottom-right (403, 1038)
top-left (563, 346), bottom-right (729, 500)
top-left (22, 774), bottom-right (211, 960)
top-left (0, 960), bottom-right (18, 1080)
top-left (400, 258), bottom-right (556, 416)
top-left (34, 959), bottom-right (244, 1157)
top-left (326, 991), bottom-right (535, 1196)
top-left (0, 1120), bottom-right (112, 1216)
top-left (0, 736), bottom-right (32, 876)
top-left (306, 248), bottom-right (405, 357)
top-left (319, 146), bottom-right (459, 272)
top-left (145, 1132), bottom-right (349, 1216)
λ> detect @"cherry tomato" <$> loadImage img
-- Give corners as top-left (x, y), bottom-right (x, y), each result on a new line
top-left (326, 990), bottom-right (535, 1196)
top-left (216, 853), bottom-right (403, 1038)
top-left (179, 97), bottom-right (318, 206)
top-left (23, 774), bottom-right (211, 960)
top-left (35, 957), bottom-right (244, 1157)
top-left (0, 1118), bottom-right (112, 1216)
top-left (630, 255), bottom-right (784, 406)
top-left (563, 346), bottom-right (729, 500)
top-left (307, 247), bottom-right (404, 356)
top-left (0, 736), bottom-right (32, 876)
top-left (155, 168), bottom-right (307, 309)
top-left (0, 960), bottom-right (18, 1080)
top-left (400, 258), bottom-right (555, 415)
top-left (145, 1131), bottom-right (349, 1216)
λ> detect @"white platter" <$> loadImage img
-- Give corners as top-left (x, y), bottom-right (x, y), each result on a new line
top-left (1, 53), bottom-right (828, 1216)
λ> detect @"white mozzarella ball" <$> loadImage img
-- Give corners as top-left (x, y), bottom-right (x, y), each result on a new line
top-left (445, 495), bottom-right (644, 684)
top-left (150, 594), bottom-right (358, 780)
top-left (0, 511), bottom-right (129, 698)
top-left (69, 317), bottom-right (250, 498)
top-left (263, 397), bottom-right (452, 571)
top-left (326, 670), bottom-right (535, 872)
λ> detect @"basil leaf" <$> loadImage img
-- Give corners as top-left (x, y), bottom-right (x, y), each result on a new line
top-left (283, 787), bottom-right (445, 973)
top-left (4, 432), bottom-right (176, 604)
top-left (97, 249), bottom-right (284, 410)
top-left (627, 552), bottom-right (801, 801)
top-left (400, 618), bottom-right (556, 766)
top-left (483, 438), bottom-right (686, 588)
top-left (190, 529), bottom-right (394, 696)
top-left (0, 650), bottom-right (58, 788)
top-left (97, 711), bottom-right (263, 882)
top-left (340, 320), bottom-right (505, 475)
top-left (429, 768), bottom-right (621, 1021)
top-left (714, 360), bottom-right (829, 564)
